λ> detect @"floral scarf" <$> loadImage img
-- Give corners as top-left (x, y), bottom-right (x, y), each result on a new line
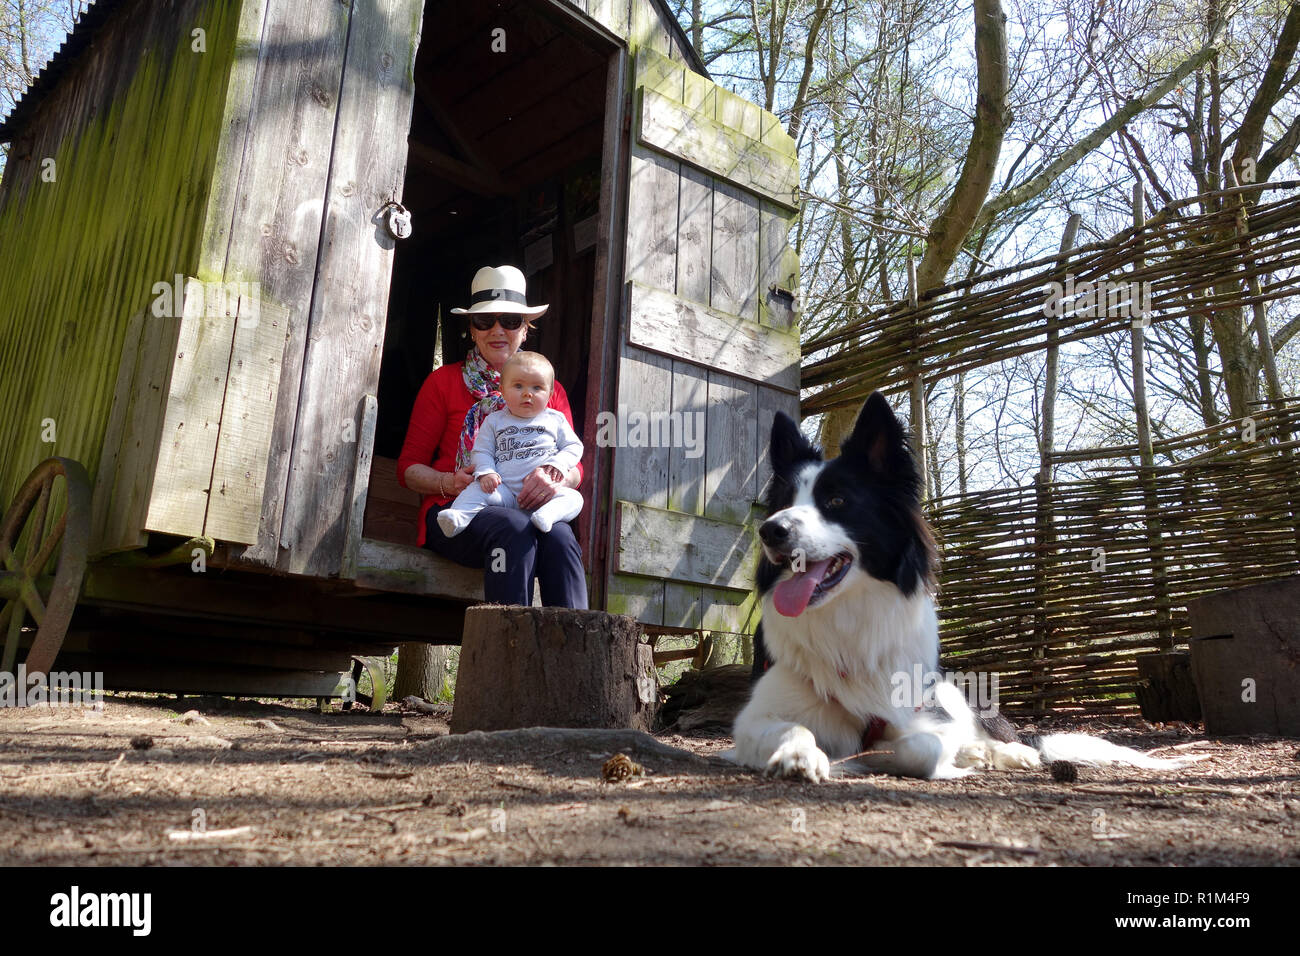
top-left (455, 346), bottom-right (505, 472)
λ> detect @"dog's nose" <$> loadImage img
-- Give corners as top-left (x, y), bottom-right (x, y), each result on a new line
top-left (760, 518), bottom-right (790, 546)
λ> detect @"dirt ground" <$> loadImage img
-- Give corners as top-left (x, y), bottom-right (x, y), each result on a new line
top-left (0, 694), bottom-right (1297, 866)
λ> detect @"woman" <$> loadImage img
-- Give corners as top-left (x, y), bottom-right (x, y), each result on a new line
top-left (396, 265), bottom-right (587, 608)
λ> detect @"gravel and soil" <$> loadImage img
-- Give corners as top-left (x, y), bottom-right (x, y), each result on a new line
top-left (1, 695), bottom-right (1296, 866)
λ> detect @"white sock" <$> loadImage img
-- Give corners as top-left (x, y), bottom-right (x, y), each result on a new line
top-left (437, 508), bottom-right (471, 538)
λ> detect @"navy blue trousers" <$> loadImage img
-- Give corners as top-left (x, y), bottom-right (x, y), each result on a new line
top-left (423, 504), bottom-right (588, 609)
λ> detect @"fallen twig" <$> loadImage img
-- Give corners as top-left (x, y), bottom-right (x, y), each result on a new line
top-left (936, 840), bottom-right (1040, 856)
top-left (167, 825), bottom-right (254, 842)
top-left (831, 749), bottom-right (895, 765)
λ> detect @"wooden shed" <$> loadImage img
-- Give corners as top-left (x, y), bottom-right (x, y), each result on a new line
top-left (0, 0), bottom-right (800, 695)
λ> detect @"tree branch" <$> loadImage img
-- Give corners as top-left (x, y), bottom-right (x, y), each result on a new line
top-left (971, 34), bottom-right (1222, 236)
top-left (915, 0), bottom-right (1009, 291)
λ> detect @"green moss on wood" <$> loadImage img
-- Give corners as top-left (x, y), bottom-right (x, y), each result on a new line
top-left (0, 0), bottom-right (243, 513)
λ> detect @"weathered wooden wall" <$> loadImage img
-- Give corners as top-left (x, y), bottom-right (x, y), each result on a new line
top-left (604, 41), bottom-right (801, 635)
top-left (0, 0), bottom-right (243, 547)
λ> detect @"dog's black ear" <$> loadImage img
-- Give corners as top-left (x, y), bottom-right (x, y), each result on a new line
top-left (769, 411), bottom-right (820, 475)
top-left (841, 392), bottom-right (916, 478)
top-left (893, 536), bottom-right (926, 596)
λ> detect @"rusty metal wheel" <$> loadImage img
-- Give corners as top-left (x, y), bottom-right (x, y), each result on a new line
top-left (0, 458), bottom-right (91, 680)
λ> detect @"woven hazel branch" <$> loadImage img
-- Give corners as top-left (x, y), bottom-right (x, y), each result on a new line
top-left (930, 406), bottom-right (1300, 714)
top-left (802, 185), bottom-right (1300, 413)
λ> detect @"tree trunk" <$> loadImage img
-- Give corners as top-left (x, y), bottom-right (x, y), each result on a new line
top-left (915, 0), bottom-right (1008, 291)
top-left (451, 606), bottom-right (658, 733)
top-left (393, 643), bottom-right (448, 702)
top-left (818, 404), bottom-right (858, 459)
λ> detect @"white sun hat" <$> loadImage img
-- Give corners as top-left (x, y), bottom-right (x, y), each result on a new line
top-left (450, 265), bottom-right (549, 317)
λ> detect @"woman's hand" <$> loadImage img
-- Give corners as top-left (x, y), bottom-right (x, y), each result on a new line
top-left (445, 467), bottom-right (475, 497)
top-left (517, 465), bottom-right (565, 510)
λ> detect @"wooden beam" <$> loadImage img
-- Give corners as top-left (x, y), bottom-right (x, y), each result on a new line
top-left (407, 138), bottom-right (509, 196)
top-left (614, 501), bottom-right (756, 591)
top-left (636, 86), bottom-right (798, 211)
top-left (413, 74), bottom-right (500, 176)
top-left (79, 564), bottom-right (466, 642)
top-left (354, 537), bottom-right (485, 602)
top-left (627, 283), bottom-right (798, 392)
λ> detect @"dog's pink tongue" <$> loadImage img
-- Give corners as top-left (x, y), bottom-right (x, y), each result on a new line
top-left (772, 558), bottom-right (833, 617)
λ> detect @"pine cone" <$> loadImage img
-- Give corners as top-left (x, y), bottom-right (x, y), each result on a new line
top-left (602, 752), bottom-right (643, 783)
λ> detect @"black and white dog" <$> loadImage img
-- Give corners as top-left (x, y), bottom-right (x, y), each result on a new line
top-left (732, 393), bottom-right (1185, 781)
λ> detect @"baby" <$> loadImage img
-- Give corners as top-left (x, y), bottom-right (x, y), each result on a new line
top-left (437, 351), bottom-right (585, 538)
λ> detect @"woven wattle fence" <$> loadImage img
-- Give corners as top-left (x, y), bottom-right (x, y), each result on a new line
top-left (802, 182), bottom-right (1300, 413)
top-left (799, 180), bottom-right (1300, 715)
top-left (931, 405), bottom-right (1300, 714)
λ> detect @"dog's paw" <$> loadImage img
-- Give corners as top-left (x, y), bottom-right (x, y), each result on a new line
top-left (991, 741), bottom-right (1042, 771)
top-left (954, 742), bottom-right (993, 769)
top-left (765, 728), bottom-right (831, 783)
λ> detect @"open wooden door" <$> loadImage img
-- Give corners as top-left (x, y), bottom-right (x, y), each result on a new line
top-left (275, 0), bottom-right (426, 577)
top-left (135, 0), bottom-right (425, 582)
top-left (606, 48), bottom-right (801, 639)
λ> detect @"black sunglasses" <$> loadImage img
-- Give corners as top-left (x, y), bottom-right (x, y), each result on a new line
top-left (469, 313), bottom-right (525, 331)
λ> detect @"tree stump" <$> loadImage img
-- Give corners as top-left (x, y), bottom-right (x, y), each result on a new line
top-left (1135, 651), bottom-right (1201, 723)
top-left (450, 606), bottom-right (659, 734)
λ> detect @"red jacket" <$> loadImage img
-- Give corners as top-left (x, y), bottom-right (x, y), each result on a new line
top-left (396, 362), bottom-right (582, 546)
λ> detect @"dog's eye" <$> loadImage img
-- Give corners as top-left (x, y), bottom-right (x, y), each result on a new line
top-left (827, 496), bottom-right (845, 508)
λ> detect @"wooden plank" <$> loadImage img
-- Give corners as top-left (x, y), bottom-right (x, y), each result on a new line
top-left (664, 582), bottom-right (703, 629)
top-left (757, 385), bottom-right (799, 505)
top-left (606, 572), bottom-right (665, 626)
top-left (611, 346), bottom-right (673, 509)
top-left (681, 64), bottom-right (715, 115)
top-left (701, 585), bottom-right (759, 635)
top-left (624, 147), bottom-right (679, 290)
top-left (667, 361), bottom-right (707, 514)
top-left (758, 200), bottom-right (799, 332)
top-left (710, 180), bottom-right (760, 320)
top-left (586, 0), bottom-right (630, 40)
top-left (628, 282), bottom-right (799, 392)
top-left (80, 563), bottom-right (465, 641)
top-left (279, 0), bottom-right (424, 577)
top-left (630, 0), bottom-right (672, 56)
top-left (615, 501), bottom-right (755, 590)
top-left (97, 300), bottom-right (178, 552)
top-left (354, 538), bottom-right (484, 602)
top-left (704, 372), bottom-right (758, 524)
top-left (216, 0), bottom-right (352, 566)
top-left (196, 0), bottom-right (271, 278)
top-left (636, 46), bottom-right (684, 98)
top-left (80, 660), bottom-right (355, 699)
top-left (676, 164), bottom-right (712, 302)
top-left (340, 394), bottom-right (378, 580)
top-left (203, 297), bottom-right (291, 544)
top-left (89, 307), bottom-right (145, 555)
top-left (144, 279), bottom-right (236, 537)
top-left (716, 86), bottom-right (762, 142)
top-left (637, 86), bottom-right (799, 211)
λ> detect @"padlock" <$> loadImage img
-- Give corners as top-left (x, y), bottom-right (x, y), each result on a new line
top-left (383, 202), bottom-right (412, 240)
